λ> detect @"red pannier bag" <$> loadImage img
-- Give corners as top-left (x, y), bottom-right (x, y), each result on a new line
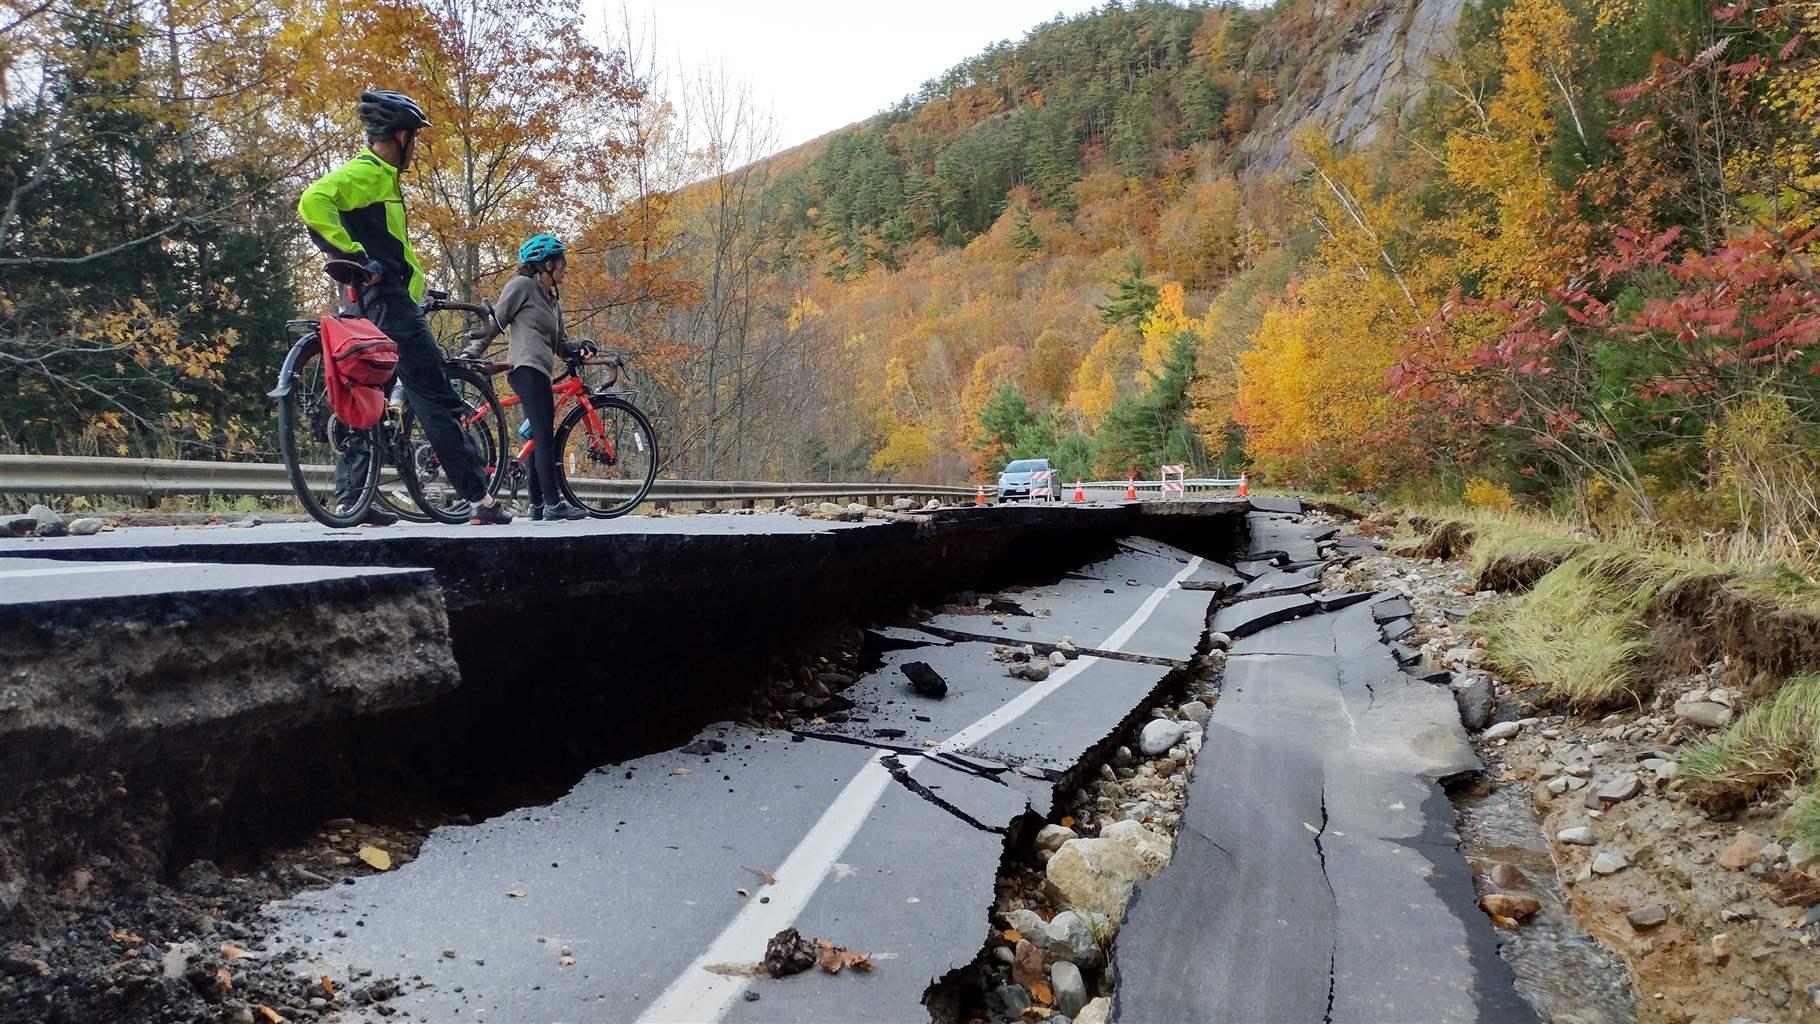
top-left (318, 315), bottom-right (398, 430)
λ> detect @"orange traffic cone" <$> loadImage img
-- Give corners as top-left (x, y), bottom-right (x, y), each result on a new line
top-left (1125, 474), bottom-right (1137, 500)
top-left (976, 484), bottom-right (988, 506)
top-left (1237, 473), bottom-right (1249, 497)
top-left (1073, 479), bottom-right (1085, 502)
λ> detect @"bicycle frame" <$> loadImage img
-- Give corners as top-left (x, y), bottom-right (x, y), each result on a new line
top-left (468, 369), bottom-right (615, 467)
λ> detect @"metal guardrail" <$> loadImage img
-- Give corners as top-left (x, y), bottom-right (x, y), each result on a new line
top-left (0, 455), bottom-right (1248, 505)
top-left (1077, 478), bottom-right (1244, 492)
top-left (0, 455), bottom-right (983, 505)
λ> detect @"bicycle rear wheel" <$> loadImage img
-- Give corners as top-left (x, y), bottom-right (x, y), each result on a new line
top-left (275, 337), bottom-right (377, 528)
top-left (397, 365), bottom-right (508, 523)
top-left (554, 395), bottom-right (658, 518)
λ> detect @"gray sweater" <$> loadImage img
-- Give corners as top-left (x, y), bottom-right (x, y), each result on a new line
top-left (494, 275), bottom-right (566, 377)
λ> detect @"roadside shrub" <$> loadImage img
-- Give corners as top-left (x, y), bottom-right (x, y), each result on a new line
top-left (1463, 476), bottom-right (1515, 513)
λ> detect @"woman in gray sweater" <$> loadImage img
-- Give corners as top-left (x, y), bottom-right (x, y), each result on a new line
top-left (470, 233), bottom-right (589, 520)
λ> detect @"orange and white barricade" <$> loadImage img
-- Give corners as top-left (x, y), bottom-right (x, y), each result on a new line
top-left (1032, 469), bottom-right (1053, 500)
top-left (1160, 465), bottom-right (1185, 496)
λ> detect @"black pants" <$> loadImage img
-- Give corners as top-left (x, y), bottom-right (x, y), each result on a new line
top-left (335, 289), bottom-right (488, 506)
top-left (508, 365), bottom-right (559, 507)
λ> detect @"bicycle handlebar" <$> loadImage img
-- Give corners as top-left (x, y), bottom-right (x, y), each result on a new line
top-left (427, 298), bottom-right (490, 317)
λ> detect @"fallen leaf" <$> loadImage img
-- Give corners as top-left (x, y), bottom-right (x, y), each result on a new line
top-left (1491, 914), bottom-right (1519, 929)
top-left (813, 938), bottom-right (874, 974)
top-left (356, 846), bottom-right (392, 871)
top-left (744, 866), bottom-right (777, 886)
top-left (1029, 980), bottom-right (1054, 1005)
top-left (256, 1006), bottom-right (284, 1023)
top-left (1333, 831), bottom-right (1348, 837)
top-left (559, 955), bottom-right (576, 967)
top-left (320, 976), bottom-right (335, 998)
top-left (109, 930), bottom-right (144, 944)
top-left (507, 890), bottom-right (526, 899)
top-left (1302, 822), bottom-right (1319, 834)
top-left (704, 961), bottom-right (768, 977)
top-left (220, 944), bottom-right (253, 960)
top-left (1059, 816), bottom-right (1075, 828)
top-left (670, 767), bottom-right (693, 776)
top-left (1003, 929), bottom-right (1022, 943)
top-left (217, 967), bottom-right (233, 991)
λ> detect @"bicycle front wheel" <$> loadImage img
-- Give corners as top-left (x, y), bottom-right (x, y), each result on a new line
top-left (555, 395), bottom-right (657, 518)
top-left (397, 366), bottom-right (508, 524)
top-left (275, 337), bottom-right (377, 529)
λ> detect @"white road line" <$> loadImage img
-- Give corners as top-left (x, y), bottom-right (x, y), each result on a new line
top-left (637, 555), bottom-right (1204, 1023)
top-left (0, 561), bottom-right (182, 579)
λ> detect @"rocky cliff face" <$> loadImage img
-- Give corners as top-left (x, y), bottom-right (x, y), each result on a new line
top-left (1238, 0), bottom-right (1468, 173)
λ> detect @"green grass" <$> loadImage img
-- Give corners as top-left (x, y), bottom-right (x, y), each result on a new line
top-left (1794, 788), bottom-right (1820, 853)
top-left (1473, 550), bottom-right (1696, 708)
top-left (1681, 673), bottom-right (1820, 789)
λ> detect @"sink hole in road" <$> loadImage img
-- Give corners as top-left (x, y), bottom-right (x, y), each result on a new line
top-left (1455, 778), bottom-right (1638, 1024)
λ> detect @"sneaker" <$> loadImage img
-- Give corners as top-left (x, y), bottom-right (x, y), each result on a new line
top-left (542, 501), bottom-right (588, 521)
top-left (530, 504), bottom-right (545, 522)
top-left (469, 500), bottom-right (513, 525)
top-left (335, 503), bottom-right (399, 526)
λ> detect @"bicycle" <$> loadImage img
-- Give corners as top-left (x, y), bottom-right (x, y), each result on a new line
top-left (459, 346), bottom-right (659, 518)
top-left (271, 269), bottom-right (507, 529)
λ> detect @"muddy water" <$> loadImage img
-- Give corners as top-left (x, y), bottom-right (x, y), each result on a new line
top-left (1457, 782), bottom-right (1639, 1024)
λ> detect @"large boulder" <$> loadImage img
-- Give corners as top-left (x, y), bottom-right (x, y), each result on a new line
top-left (1045, 837), bottom-right (1153, 917)
top-left (1101, 819), bottom-right (1174, 875)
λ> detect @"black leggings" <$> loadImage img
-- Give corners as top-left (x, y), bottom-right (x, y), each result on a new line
top-left (508, 366), bottom-right (560, 507)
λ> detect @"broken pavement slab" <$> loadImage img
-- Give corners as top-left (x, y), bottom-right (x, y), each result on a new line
top-left (1211, 593), bottom-right (1315, 639)
top-left (1115, 573), bottom-right (1528, 1024)
top-left (0, 556), bottom-right (455, 781)
top-left (923, 543), bottom-right (1215, 663)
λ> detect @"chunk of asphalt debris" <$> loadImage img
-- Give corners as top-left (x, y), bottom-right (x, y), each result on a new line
top-left (1371, 595), bottom-right (1413, 622)
top-left (763, 928), bottom-right (818, 978)
top-left (681, 738), bottom-right (728, 756)
top-left (901, 661), bottom-right (949, 699)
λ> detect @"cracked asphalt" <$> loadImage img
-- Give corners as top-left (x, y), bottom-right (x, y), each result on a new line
top-left (1112, 514), bottom-right (1539, 1024)
top-left (264, 537), bottom-right (1215, 1023)
top-left (193, 508), bottom-right (1542, 1024)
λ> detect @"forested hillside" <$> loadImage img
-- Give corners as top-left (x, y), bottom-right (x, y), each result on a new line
top-left (3, 0), bottom-right (1817, 548)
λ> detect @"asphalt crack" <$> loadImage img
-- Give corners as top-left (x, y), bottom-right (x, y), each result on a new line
top-left (878, 754), bottom-right (1011, 835)
top-left (915, 625), bottom-right (1185, 668)
top-left (790, 729), bottom-right (1011, 786)
top-left (1314, 783), bottom-right (1337, 1024)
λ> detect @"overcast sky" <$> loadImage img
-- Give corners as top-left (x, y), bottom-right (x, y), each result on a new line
top-left (605, 0), bottom-right (1110, 154)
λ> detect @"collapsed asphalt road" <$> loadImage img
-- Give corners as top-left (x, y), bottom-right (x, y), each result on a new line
top-left (257, 511), bottom-right (1538, 1024)
top-left (1, 500), bottom-right (1550, 1023)
top-left (266, 538), bottom-right (1216, 1023)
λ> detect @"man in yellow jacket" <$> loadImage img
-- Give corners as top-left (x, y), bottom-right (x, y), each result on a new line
top-left (297, 90), bottom-right (511, 525)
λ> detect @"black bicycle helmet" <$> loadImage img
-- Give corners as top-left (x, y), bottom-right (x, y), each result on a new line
top-left (356, 90), bottom-right (432, 135)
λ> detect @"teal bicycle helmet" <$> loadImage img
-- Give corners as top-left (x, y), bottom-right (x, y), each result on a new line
top-left (518, 233), bottom-right (566, 265)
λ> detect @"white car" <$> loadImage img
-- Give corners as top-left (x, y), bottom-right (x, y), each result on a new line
top-left (996, 458), bottom-right (1060, 502)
